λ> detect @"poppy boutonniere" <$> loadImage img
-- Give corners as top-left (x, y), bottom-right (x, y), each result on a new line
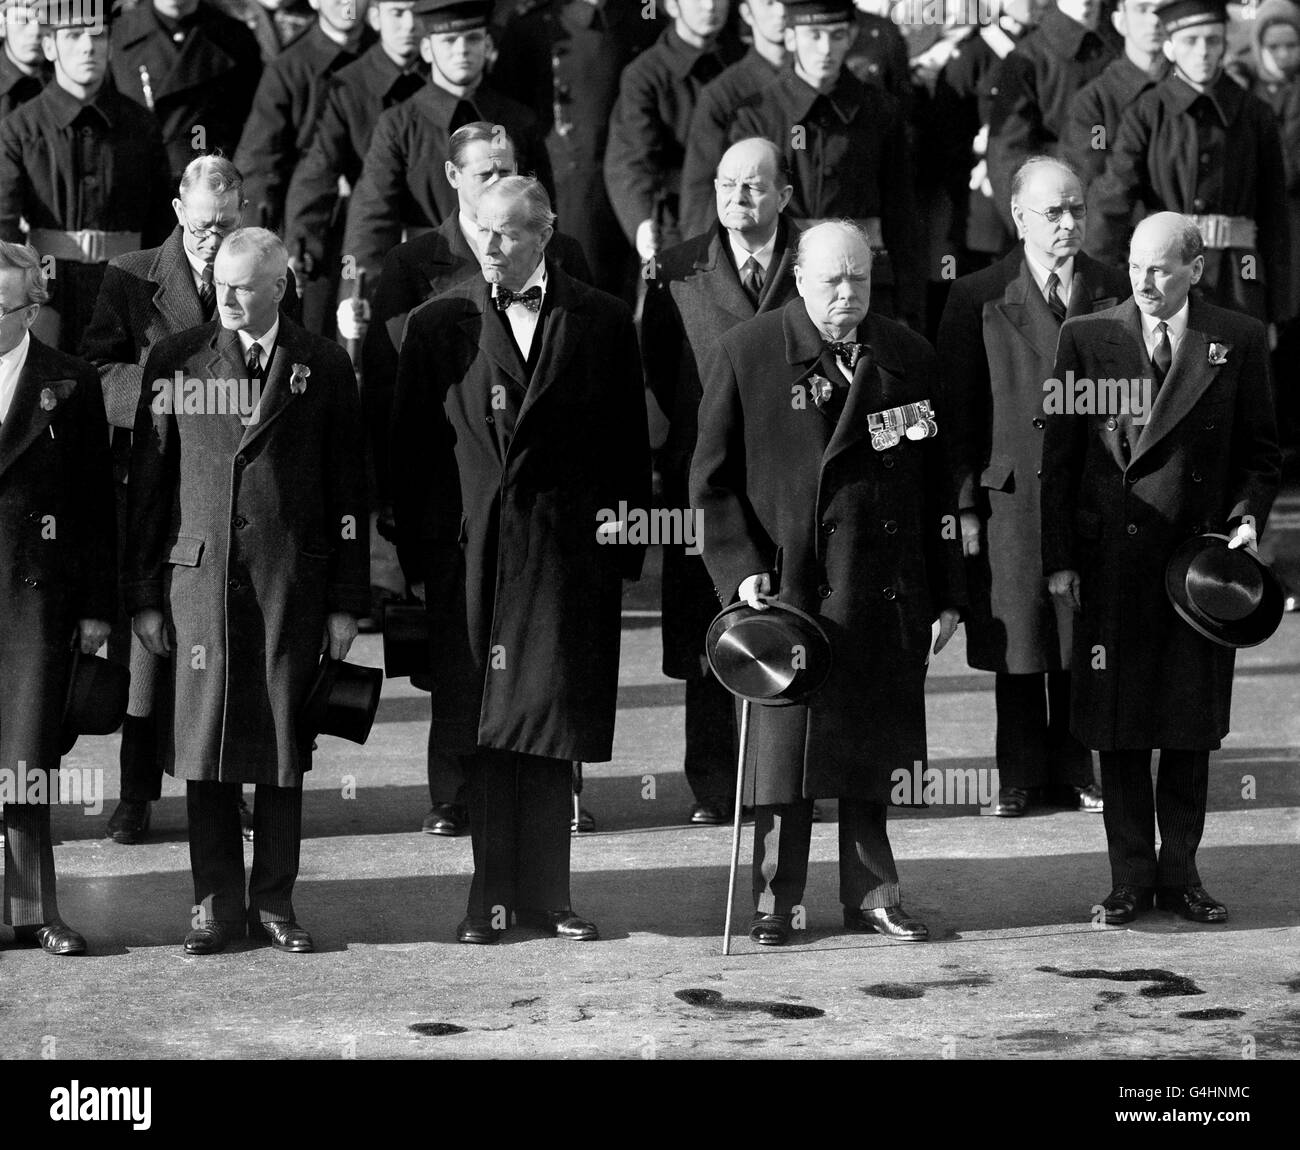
top-left (39, 387), bottom-right (57, 412)
top-left (808, 373), bottom-right (834, 411)
top-left (1207, 342), bottom-right (1229, 367)
top-left (289, 363), bottom-right (311, 395)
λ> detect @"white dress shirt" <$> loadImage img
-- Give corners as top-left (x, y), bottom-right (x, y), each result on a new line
top-left (0, 332), bottom-right (32, 423)
top-left (1140, 300), bottom-right (1189, 364)
top-left (238, 317), bottom-right (280, 374)
top-left (494, 260), bottom-right (547, 360)
top-left (459, 211), bottom-right (482, 256)
top-left (728, 227), bottom-right (778, 281)
top-left (1025, 251), bottom-right (1074, 308)
top-left (183, 245), bottom-right (211, 296)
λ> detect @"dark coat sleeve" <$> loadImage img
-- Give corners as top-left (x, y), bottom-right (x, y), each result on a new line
top-left (1085, 101), bottom-right (1148, 268)
top-left (78, 262), bottom-right (147, 430)
top-left (1224, 315), bottom-right (1283, 527)
top-left (284, 80), bottom-right (352, 267)
top-left (934, 275), bottom-right (991, 512)
top-left (679, 82), bottom-right (730, 241)
top-left (234, 58), bottom-right (298, 230)
top-left (69, 357), bottom-right (117, 624)
top-left (604, 57), bottom-right (671, 244)
top-left (987, 51), bottom-right (1042, 230)
top-left (1040, 317), bottom-right (1090, 576)
top-left (341, 110), bottom-right (405, 290)
top-left (320, 339), bottom-right (372, 616)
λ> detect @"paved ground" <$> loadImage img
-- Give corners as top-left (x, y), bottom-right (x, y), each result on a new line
top-left (1, 540), bottom-right (1298, 1066)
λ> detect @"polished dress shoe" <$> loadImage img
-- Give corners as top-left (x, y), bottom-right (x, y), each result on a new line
top-left (182, 921), bottom-right (241, 955)
top-left (843, 905), bottom-right (929, 942)
top-left (748, 912), bottom-right (792, 946)
top-left (106, 799), bottom-right (151, 844)
top-left (1156, 884), bottom-right (1228, 923)
top-left (689, 802), bottom-right (728, 826)
top-left (13, 919), bottom-right (87, 956)
top-left (248, 918), bottom-right (315, 952)
top-left (456, 915), bottom-right (499, 944)
top-left (1099, 884), bottom-right (1153, 925)
top-left (994, 786), bottom-right (1030, 817)
top-left (421, 802), bottom-right (468, 836)
top-left (239, 796), bottom-right (254, 842)
top-left (514, 908), bottom-right (599, 940)
top-left (1074, 784), bottom-right (1104, 813)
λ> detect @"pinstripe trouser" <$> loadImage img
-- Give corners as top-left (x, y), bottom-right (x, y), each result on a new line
top-left (2, 802), bottom-right (59, 927)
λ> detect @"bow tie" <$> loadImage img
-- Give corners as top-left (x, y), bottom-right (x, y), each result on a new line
top-left (828, 340), bottom-right (869, 370)
top-left (494, 285), bottom-right (543, 313)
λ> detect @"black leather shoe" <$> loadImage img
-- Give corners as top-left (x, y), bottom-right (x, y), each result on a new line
top-left (994, 786), bottom-right (1030, 817)
top-left (248, 918), bottom-right (315, 952)
top-left (689, 802), bottom-right (728, 826)
top-left (421, 802), bottom-right (468, 836)
top-left (514, 908), bottom-right (599, 940)
top-left (571, 806), bottom-right (596, 834)
top-left (1099, 884), bottom-right (1153, 925)
top-left (13, 919), bottom-right (86, 956)
top-left (456, 915), bottom-right (499, 944)
top-left (843, 905), bottom-right (929, 942)
top-left (1156, 884), bottom-right (1228, 923)
top-left (1074, 784), bottom-right (1104, 813)
top-left (183, 921), bottom-right (241, 955)
top-left (748, 912), bottom-right (792, 946)
top-left (239, 796), bottom-right (254, 842)
top-left (106, 799), bottom-right (151, 844)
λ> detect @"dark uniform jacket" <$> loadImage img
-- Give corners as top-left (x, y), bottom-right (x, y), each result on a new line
top-left (342, 81), bottom-right (554, 291)
top-left (986, 5), bottom-right (1115, 229)
top-left (642, 216), bottom-right (799, 680)
top-left (690, 299), bottom-right (965, 803)
top-left (1063, 54), bottom-right (1168, 190)
top-left (0, 51), bottom-right (48, 121)
top-left (0, 83), bottom-right (173, 353)
top-left (234, 21), bottom-right (375, 231)
top-left (845, 9), bottom-right (912, 109)
top-left (124, 315), bottom-right (370, 786)
top-left (218, 0), bottom-right (314, 62)
top-left (110, 1), bottom-right (263, 178)
top-left (1087, 71), bottom-right (1293, 325)
top-left (603, 24), bottom-right (738, 249)
top-left (937, 246), bottom-right (1129, 674)
top-left (0, 337), bottom-right (115, 781)
top-left (389, 262), bottom-right (650, 762)
top-left (491, 0), bottom-right (657, 293)
top-left (283, 42), bottom-right (426, 271)
top-left (1041, 299), bottom-right (1280, 750)
top-left (723, 66), bottom-right (923, 325)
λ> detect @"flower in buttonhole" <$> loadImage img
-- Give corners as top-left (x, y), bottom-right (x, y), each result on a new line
top-left (39, 388), bottom-right (57, 411)
top-left (290, 363), bottom-right (311, 395)
top-left (1208, 342), bottom-right (1229, 366)
top-left (808, 373), bottom-right (834, 410)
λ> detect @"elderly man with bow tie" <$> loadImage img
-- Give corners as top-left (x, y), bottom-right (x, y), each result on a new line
top-left (690, 219), bottom-right (965, 947)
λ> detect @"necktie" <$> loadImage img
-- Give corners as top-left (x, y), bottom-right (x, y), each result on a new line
top-left (1151, 320), bottom-right (1171, 390)
top-left (740, 256), bottom-right (763, 306)
top-left (246, 341), bottom-right (262, 381)
top-left (1045, 271), bottom-right (1067, 324)
top-left (828, 340), bottom-right (867, 371)
top-left (495, 286), bottom-right (543, 313)
top-left (199, 264), bottom-right (215, 320)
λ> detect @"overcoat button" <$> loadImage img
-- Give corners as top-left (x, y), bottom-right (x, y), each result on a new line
top-left (228, 578), bottom-right (242, 591)
top-left (1032, 417), bottom-right (1045, 428)
top-left (1105, 417), bottom-right (1117, 431)
top-left (232, 515), bottom-right (247, 529)
top-left (882, 454), bottom-right (895, 468)
top-left (234, 454), bottom-right (246, 469)
top-left (818, 584), bottom-right (833, 598)
top-left (1127, 523), bottom-right (1138, 535)
top-left (1191, 471), bottom-right (1203, 483)
top-left (485, 415), bottom-right (495, 425)
top-left (1203, 420), bottom-right (1215, 429)
top-left (821, 521), bottom-right (836, 535)
top-left (22, 576), bottom-right (38, 587)
top-left (882, 587), bottom-right (896, 600)
top-left (883, 519), bottom-right (898, 534)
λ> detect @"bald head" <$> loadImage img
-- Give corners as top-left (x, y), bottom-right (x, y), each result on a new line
top-left (714, 137), bottom-right (792, 247)
top-left (1129, 212), bottom-right (1204, 319)
top-left (794, 221), bottom-right (873, 340)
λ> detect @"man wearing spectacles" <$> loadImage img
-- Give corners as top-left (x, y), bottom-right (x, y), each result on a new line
top-left (937, 155), bottom-right (1130, 818)
top-left (80, 155), bottom-right (301, 848)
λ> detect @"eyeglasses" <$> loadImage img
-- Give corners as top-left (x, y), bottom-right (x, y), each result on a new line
top-left (1023, 202), bottom-right (1088, 223)
top-left (180, 208), bottom-right (240, 241)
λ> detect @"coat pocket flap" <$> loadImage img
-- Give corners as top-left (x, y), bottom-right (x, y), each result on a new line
top-left (166, 535), bottom-right (205, 567)
top-left (1074, 509), bottom-right (1102, 540)
top-left (979, 455), bottom-right (1015, 491)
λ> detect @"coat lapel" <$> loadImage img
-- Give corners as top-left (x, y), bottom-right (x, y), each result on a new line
top-left (1096, 300), bottom-right (1147, 471)
top-left (1069, 253), bottom-right (1121, 319)
top-left (822, 313), bottom-right (909, 468)
top-left (1128, 300), bottom-right (1220, 467)
top-left (238, 318), bottom-right (312, 450)
top-left (756, 217), bottom-right (798, 314)
top-left (461, 278), bottom-right (526, 387)
top-left (151, 228), bottom-right (205, 334)
top-left (684, 226), bottom-right (754, 325)
top-left (996, 257), bottom-right (1060, 361)
top-left (0, 337), bottom-right (60, 481)
top-left (517, 266), bottom-right (591, 428)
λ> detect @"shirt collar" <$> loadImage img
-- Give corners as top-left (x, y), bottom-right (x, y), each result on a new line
top-left (238, 317), bottom-right (280, 361)
top-left (1039, 6), bottom-right (1100, 59)
top-left (492, 258), bottom-right (548, 302)
top-left (43, 81), bottom-right (113, 129)
top-left (1024, 250), bottom-right (1075, 299)
top-left (182, 242), bottom-right (209, 286)
top-left (728, 227), bottom-right (778, 275)
top-left (1140, 299), bottom-right (1189, 346)
top-left (663, 25), bottom-right (716, 79)
top-left (0, 330), bottom-right (31, 370)
top-left (1164, 70), bottom-right (1235, 125)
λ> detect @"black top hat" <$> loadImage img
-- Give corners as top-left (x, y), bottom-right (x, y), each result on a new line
top-left (705, 600), bottom-right (833, 707)
top-left (61, 650), bottom-right (129, 755)
top-left (300, 658), bottom-right (383, 745)
top-left (411, 0), bottom-right (490, 32)
top-left (1164, 533), bottom-right (1285, 648)
top-left (1156, 0), bottom-right (1229, 32)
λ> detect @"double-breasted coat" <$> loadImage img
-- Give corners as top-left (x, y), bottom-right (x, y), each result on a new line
top-left (0, 337), bottom-right (115, 781)
top-left (1040, 298), bottom-right (1281, 751)
top-left (938, 246), bottom-right (1128, 674)
top-left (690, 300), bottom-right (966, 804)
top-left (123, 316), bottom-right (370, 785)
top-left (389, 262), bottom-right (650, 763)
top-left (642, 216), bottom-right (799, 679)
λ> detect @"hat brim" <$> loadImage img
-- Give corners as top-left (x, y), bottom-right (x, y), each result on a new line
top-left (301, 658), bottom-right (383, 745)
top-left (60, 649), bottom-right (129, 755)
top-left (705, 600), bottom-right (833, 706)
top-left (1164, 533), bottom-right (1285, 648)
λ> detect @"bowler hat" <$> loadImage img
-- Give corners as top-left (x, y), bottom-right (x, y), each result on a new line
top-left (61, 650), bottom-right (129, 755)
top-left (382, 601), bottom-right (430, 679)
top-left (705, 600), bottom-right (832, 707)
top-left (300, 658), bottom-right (383, 745)
top-left (1164, 533), bottom-right (1285, 648)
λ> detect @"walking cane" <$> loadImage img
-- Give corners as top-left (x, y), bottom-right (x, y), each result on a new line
top-left (722, 698), bottom-right (751, 956)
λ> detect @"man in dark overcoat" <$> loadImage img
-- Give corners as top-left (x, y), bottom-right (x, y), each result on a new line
top-left (690, 220), bottom-right (965, 947)
top-left (642, 135), bottom-right (799, 825)
top-left (1041, 211), bottom-right (1281, 925)
top-left (390, 175), bottom-right (650, 944)
top-left (0, 240), bottom-right (114, 956)
top-left (81, 155), bottom-right (299, 845)
top-left (125, 227), bottom-right (369, 955)
top-left (938, 155), bottom-right (1128, 817)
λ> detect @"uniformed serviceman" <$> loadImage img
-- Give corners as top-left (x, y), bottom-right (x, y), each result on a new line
top-left (219, 0), bottom-right (314, 62)
top-left (0, 0), bottom-right (50, 119)
top-left (340, 0), bottom-right (554, 298)
top-left (0, 0), bottom-right (173, 354)
top-left (604, 0), bottom-right (739, 266)
top-left (283, 0), bottom-right (427, 335)
top-left (234, 0), bottom-right (375, 233)
top-left (491, 0), bottom-right (659, 297)
top-left (1062, 0), bottom-right (1168, 190)
top-left (1087, 0), bottom-right (1293, 330)
top-left (109, 0), bottom-right (263, 180)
